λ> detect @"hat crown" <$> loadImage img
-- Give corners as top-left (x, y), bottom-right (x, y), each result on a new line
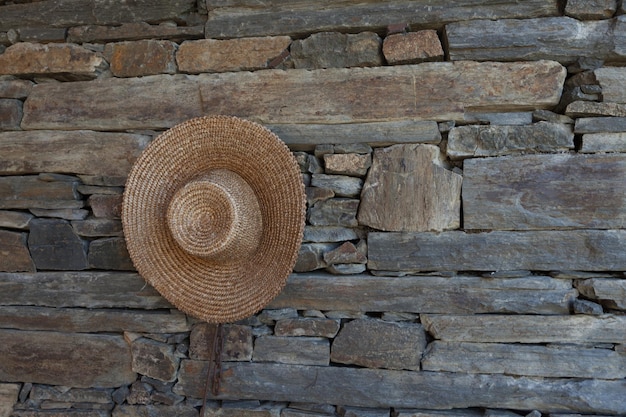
top-left (166, 169), bottom-right (263, 261)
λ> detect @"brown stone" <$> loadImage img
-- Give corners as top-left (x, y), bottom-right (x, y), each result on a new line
top-left (253, 336), bottom-right (330, 366)
top-left (190, 323), bottom-right (253, 362)
top-left (177, 37), bottom-right (291, 73)
top-left (0, 42), bottom-right (106, 80)
top-left (274, 318), bottom-right (340, 338)
top-left (0, 99), bottom-right (21, 130)
top-left (323, 242), bottom-right (367, 265)
top-left (305, 187), bottom-right (335, 207)
top-left (29, 208), bottom-right (89, 221)
top-left (72, 218), bottom-right (123, 237)
top-left (0, 230), bottom-right (35, 272)
top-left (88, 237), bottom-right (134, 271)
top-left (308, 198), bottom-right (359, 227)
top-left (383, 30), bottom-right (444, 65)
top-left (0, 329), bottom-right (136, 388)
top-left (0, 78), bottom-right (33, 99)
top-left (131, 338), bottom-right (179, 382)
top-left (323, 153), bottom-right (372, 177)
top-left (0, 210), bottom-right (33, 230)
top-left (358, 144), bottom-right (462, 232)
top-left (0, 175), bottom-right (81, 210)
top-left (106, 40), bottom-right (177, 78)
top-left (68, 22), bottom-right (204, 43)
top-left (89, 194), bottom-right (123, 219)
top-left (291, 32), bottom-right (382, 69)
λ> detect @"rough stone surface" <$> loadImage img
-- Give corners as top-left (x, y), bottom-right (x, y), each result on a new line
top-left (331, 319), bottom-right (426, 371)
top-left (308, 199), bottom-right (359, 227)
top-left (0, 78), bottom-right (33, 98)
top-left (274, 318), bottom-right (340, 338)
top-left (0, 210), bottom-right (33, 230)
top-left (72, 218), bottom-right (123, 237)
top-left (0, 42), bottom-right (106, 80)
top-left (294, 243), bottom-right (336, 272)
top-left (0, 176), bottom-right (81, 210)
top-left (29, 208), bottom-right (89, 221)
top-left (89, 194), bottom-right (123, 219)
top-left (565, 0), bottom-right (617, 19)
top-left (0, 99), bottom-right (21, 130)
top-left (190, 323), bottom-right (253, 362)
top-left (0, 383), bottom-right (20, 417)
top-left (68, 22), bottom-right (204, 43)
top-left (323, 153), bottom-right (372, 177)
top-left (383, 30), bottom-right (443, 64)
top-left (323, 242), bottom-right (366, 265)
top-left (577, 278), bottom-right (626, 310)
top-left (566, 100), bottom-right (626, 117)
top-left (310, 174), bottom-right (363, 198)
top-left (88, 237), bottom-right (134, 271)
top-left (131, 338), bottom-right (179, 382)
top-left (177, 37), bottom-right (291, 73)
top-left (594, 66), bottom-right (626, 103)
top-left (28, 218), bottom-right (89, 271)
top-left (0, 230), bottom-right (35, 272)
top-left (253, 336), bottom-right (330, 366)
top-left (358, 144), bottom-right (462, 232)
top-left (447, 122), bottom-right (574, 159)
top-left (303, 226), bottom-right (360, 243)
top-left (582, 132), bottom-right (626, 152)
top-left (292, 32), bottom-right (382, 69)
top-left (112, 404), bottom-right (198, 417)
top-left (106, 40), bottom-right (177, 77)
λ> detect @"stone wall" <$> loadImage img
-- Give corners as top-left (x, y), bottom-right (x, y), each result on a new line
top-left (0, 0), bottom-right (625, 416)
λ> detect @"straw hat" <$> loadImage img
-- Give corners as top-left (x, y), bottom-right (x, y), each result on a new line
top-left (122, 116), bottom-right (305, 323)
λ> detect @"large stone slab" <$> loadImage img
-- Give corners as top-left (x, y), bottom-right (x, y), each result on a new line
top-left (22, 61), bottom-right (565, 130)
top-left (0, 272), bottom-right (172, 309)
top-left (422, 342), bottom-right (626, 379)
top-left (368, 230), bottom-right (626, 272)
top-left (358, 144), bottom-right (462, 232)
top-left (581, 132), bottom-right (626, 152)
top-left (204, 0), bottom-right (559, 38)
top-left (0, 176), bottom-right (81, 209)
top-left (421, 314), bottom-right (626, 344)
top-left (0, 0), bottom-right (196, 31)
top-left (0, 329), bottom-right (136, 388)
top-left (447, 122), bottom-right (573, 159)
top-left (28, 218), bottom-right (89, 271)
top-left (0, 130), bottom-right (150, 176)
top-left (446, 17), bottom-right (616, 64)
top-left (0, 306), bottom-right (189, 333)
top-left (0, 230), bottom-right (35, 273)
top-left (68, 22), bottom-right (204, 43)
top-left (330, 319), bottom-right (426, 370)
top-left (253, 336), bottom-right (330, 366)
top-left (594, 66), bottom-right (626, 103)
top-left (269, 273), bottom-right (576, 315)
top-left (175, 362), bottom-right (626, 414)
top-left (577, 278), bottom-right (626, 310)
top-left (463, 153), bottom-right (626, 230)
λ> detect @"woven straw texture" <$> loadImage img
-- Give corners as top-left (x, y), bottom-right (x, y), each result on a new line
top-left (122, 116), bottom-right (306, 323)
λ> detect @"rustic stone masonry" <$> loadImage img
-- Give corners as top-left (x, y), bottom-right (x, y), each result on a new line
top-left (1, 0), bottom-right (626, 416)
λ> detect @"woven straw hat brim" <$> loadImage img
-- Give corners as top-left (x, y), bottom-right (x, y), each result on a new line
top-left (122, 116), bottom-right (305, 323)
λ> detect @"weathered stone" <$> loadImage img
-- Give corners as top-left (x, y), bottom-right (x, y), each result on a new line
top-left (88, 237), bottom-right (134, 271)
top-left (23, 62), bottom-right (565, 130)
top-left (308, 198), bottom-right (359, 227)
top-left (533, 109), bottom-right (575, 124)
top-left (274, 318), bottom-right (340, 338)
top-left (12, 411), bottom-right (110, 417)
top-left (126, 381), bottom-right (152, 405)
top-left (0, 329), bottom-right (136, 388)
top-left (0, 78), bottom-right (33, 98)
top-left (204, 1), bottom-right (559, 38)
top-left (105, 40), bottom-right (177, 78)
top-left (68, 22), bottom-right (204, 43)
top-left (310, 174), bottom-right (363, 198)
top-left (72, 218), bottom-right (123, 237)
top-left (0, 230), bottom-right (33, 274)
top-left (0, 130), bottom-right (150, 177)
top-left (291, 32), bottom-right (382, 69)
top-left (30, 385), bottom-right (112, 405)
top-left (303, 226), bottom-right (359, 243)
top-left (577, 278), bottom-right (626, 310)
top-left (294, 243), bottom-right (336, 272)
top-left (383, 30), bottom-right (443, 65)
top-left (0, 0), bottom-right (196, 31)
top-left (323, 153), bottom-right (371, 177)
top-left (422, 314), bottom-right (626, 344)
top-left (270, 273), bottom-right (575, 315)
top-left (447, 122), bottom-right (573, 159)
top-left (17, 27), bottom-right (67, 43)
top-left (395, 411), bottom-right (482, 417)
top-left (150, 390), bottom-right (185, 406)
top-left (368, 230), bottom-right (626, 272)
top-left (0, 271), bottom-right (171, 309)
top-left (28, 218), bottom-right (89, 271)
top-left (190, 323), bottom-right (253, 362)
top-left (594, 66), bottom-right (626, 103)
top-left (326, 263), bottom-right (367, 275)
top-left (0, 42), bottom-right (106, 80)
top-left (0, 176), bottom-right (81, 210)
top-left (422, 341), bottom-right (626, 379)
top-left (575, 116), bottom-right (626, 133)
top-left (334, 143), bottom-right (373, 154)
top-left (581, 132), bottom-right (626, 152)
top-left (565, 0), bottom-right (617, 19)
top-left (463, 111), bottom-right (533, 125)
top-left (463, 154), bottom-right (626, 230)
top-left (446, 17), bottom-right (614, 64)
top-left (331, 319), bottom-right (426, 370)
top-left (358, 144), bottom-right (462, 232)
top-left (0, 210), bottom-right (32, 230)
top-left (323, 242), bottom-right (366, 265)
top-left (177, 37), bottom-right (291, 73)
top-left (0, 383), bottom-right (19, 417)
top-left (112, 404), bottom-right (198, 417)
top-left (29, 208), bottom-right (89, 220)
top-left (0, 98), bottom-right (21, 130)
top-left (573, 298), bottom-right (605, 315)
top-left (566, 100), bottom-right (626, 117)
top-left (258, 308), bottom-right (298, 325)
top-left (89, 194), bottom-right (123, 219)
top-left (339, 406), bottom-right (390, 417)
top-left (282, 409), bottom-right (333, 417)
top-left (305, 187), bottom-right (334, 207)
top-left (253, 336), bottom-right (330, 366)
top-left (131, 338), bottom-right (179, 382)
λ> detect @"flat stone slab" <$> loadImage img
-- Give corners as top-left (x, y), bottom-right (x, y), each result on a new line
top-left (0, 175), bottom-right (81, 210)
top-left (577, 278), bottom-right (626, 310)
top-left (462, 153), bottom-right (626, 230)
top-left (0, 229), bottom-right (35, 273)
top-left (368, 230), bottom-right (626, 272)
top-left (22, 61), bottom-right (566, 130)
top-left (253, 336), bottom-right (330, 366)
top-left (0, 329), bottom-right (136, 388)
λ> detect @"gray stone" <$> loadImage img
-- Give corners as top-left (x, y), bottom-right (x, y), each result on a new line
top-left (533, 109), bottom-right (574, 124)
top-left (323, 242), bottom-right (366, 265)
top-left (574, 116), bottom-right (626, 133)
top-left (0, 176), bottom-right (81, 210)
top-left (324, 153), bottom-right (372, 177)
top-left (126, 382), bottom-right (152, 405)
top-left (72, 218), bottom-right (123, 237)
top-left (29, 385), bottom-right (112, 404)
top-left (0, 210), bottom-right (32, 229)
top-left (291, 32), bottom-right (382, 69)
top-left (447, 122), bottom-right (574, 159)
top-left (463, 111), bottom-right (533, 125)
top-left (565, 0), bottom-right (617, 20)
top-left (339, 406), bottom-right (390, 417)
top-left (303, 226), bottom-right (360, 243)
top-left (311, 174), bottom-right (363, 198)
top-left (305, 187), bottom-right (334, 207)
top-left (112, 404), bottom-right (198, 417)
top-left (131, 338), bottom-right (179, 382)
top-left (0, 78), bottom-right (33, 98)
top-left (326, 263), bottom-right (367, 275)
top-left (0, 98), bottom-right (21, 130)
top-left (253, 336), bottom-right (330, 366)
top-left (89, 194), bottom-right (123, 219)
top-left (17, 27), bottom-right (67, 43)
top-left (257, 308), bottom-right (298, 325)
top-left (294, 243), bottom-right (337, 272)
top-left (358, 144), bottom-right (462, 232)
top-left (576, 278), bottom-right (626, 310)
top-left (572, 299), bottom-right (605, 315)
top-left (188, 323), bottom-right (254, 362)
top-left (0, 383), bottom-right (19, 417)
top-left (308, 198), bottom-right (359, 227)
top-left (274, 318), bottom-right (340, 338)
top-left (29, 208), bottom-right (89, 220)
top-left (331, 319), bottom-right (426, 371)
top-left (68, 22), bottom-right (204, 43)
top-left (581, 132), bottom-right (626, 152)
top-left (566, 100), bottom-right (626, 117)
top-left (88, 237), bottom-right (134, 271)
top-left (28, 218), bottom-right (88, 271)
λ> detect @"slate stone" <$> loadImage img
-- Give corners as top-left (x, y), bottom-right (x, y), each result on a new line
top-left (0, 98), bottom-right (22, 130)
top-left (308, 199), bottom-right (359, 227)
top-left (253, 336), bottom-right (330, 366)
top-left (88, 237), bottom-right (135, 271)
top-left (0, 229), bottom-right (34, 273)
top-left (257, 308), bottom-right (299, 325)
top-left (0, 383), bottom-right (19, 417)
top-left (88, 194), bottom-right (123, 219)
top-left (576, 278), bottom-right (626, 310)
top-left (126, 381), bottom-right (152, 405)
top-left (358, 144), bottom-right (462, 232)
top-left (0, 210), bottom-right (33, 230)
top-left (68, 22), bottom-right (204, 43)
top-left (177, 37), bottom-right (291, 73)
top-left (565, 0), bottom-right (617, 19)
top-left (383, 30), bottom-right (443, 64)
top-left (29, 208), bottom-right (89, 220)
top-left (574, 116), bottom-right (626, 133)
top-left (29, 385), bottom-right (112, 404)
top-left (566, 100), bottom-right (626, 117)
top-left (310, 174), bottom-right (363, 198)
top-left (323, 242), bottom-right (366, 265)
top-left (572, 299), bottom-right (605, 315)
top-left (105, 40), bottom-right (178, 78)
top-left (112, 404), bottom-right (198, 417)
top-left (0, 78), bottom-right (33, 98)
top-left (274, 318), bottom-right (340, 338)
top-left (326, 263), bottom-right (368, 275)
top-left (72, 218), bottom-right (123, 237)
top-left (533, 109), bottom-right (574, 124)
top-left (302, 226), bottom-right (360, 243)
top-left (17, 27), bottom-right (67, 43)
top-left (0, 175), bottom-right (81, 210)
top-left (131, 338), bottom-right (179, 382)
top-left (581, 132), bottom-right (626, 152)
top-left (28, 218), bottom-right (88, 271)
top-left (294, 243), bottom-right (336, 272)
top-left (323, 153), bottom-right (372, 177)
top-left (463, 111), bottom-right (533, 125)
top-left (331, 319), bottom-right (426, 371)
top-left (190, 323), bottom-right (253, 362)
top-left (292, 32), bottom-right (382, 69)
top-left (305, 187), bottom-right (334, 207)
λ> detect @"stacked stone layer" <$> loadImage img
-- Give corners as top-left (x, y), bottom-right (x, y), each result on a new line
top-left (0, 0), bottom-right (625, 416)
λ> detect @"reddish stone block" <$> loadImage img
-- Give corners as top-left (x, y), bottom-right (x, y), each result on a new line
top-left (106, 40), bottom-right (177, 78)
top-left (383, 30), bottom-right (444, 65)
